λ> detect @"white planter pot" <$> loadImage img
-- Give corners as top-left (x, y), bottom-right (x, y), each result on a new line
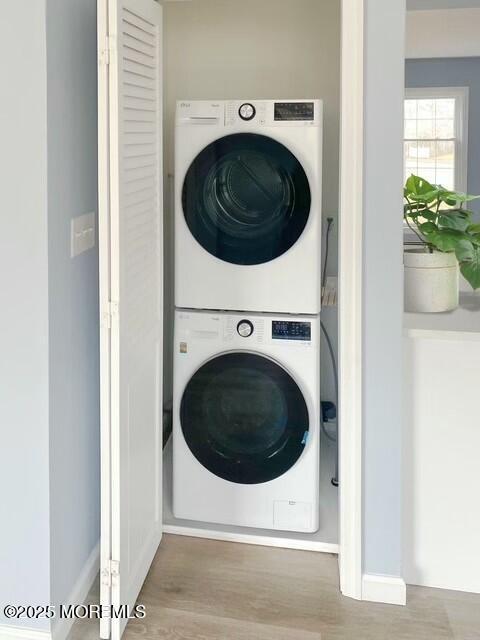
top-left (404, 249), bottom-right (459, 313)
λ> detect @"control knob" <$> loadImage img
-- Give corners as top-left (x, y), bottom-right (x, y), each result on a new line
top-left (237, 320), bottom-right (254, 338)
top-left (238, 103), bottom-right (256, 121)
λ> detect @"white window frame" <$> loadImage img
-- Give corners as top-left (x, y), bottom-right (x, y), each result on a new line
top-left (404, 86), bottom-right (469, 194)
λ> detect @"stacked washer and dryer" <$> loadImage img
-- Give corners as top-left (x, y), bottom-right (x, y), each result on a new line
top-left (173, 99), bottom-right (323, 533)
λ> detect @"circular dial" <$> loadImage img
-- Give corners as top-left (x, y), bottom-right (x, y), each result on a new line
top-left (237, 320), bottom-right (254, 338)
top-left (239, 103), bottom-right (256, 121)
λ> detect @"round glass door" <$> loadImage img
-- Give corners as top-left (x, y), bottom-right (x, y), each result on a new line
top-left (180, 353), bottom-right (309, 484)
top-left (182, 133), bottom-right (311, 265)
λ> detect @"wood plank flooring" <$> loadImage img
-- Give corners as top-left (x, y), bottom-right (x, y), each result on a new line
top-left (68, 534), bottom-right (480, 640)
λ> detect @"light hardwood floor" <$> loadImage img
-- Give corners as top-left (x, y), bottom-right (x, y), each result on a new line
top-left (69, 534), bottom-right (480, 640)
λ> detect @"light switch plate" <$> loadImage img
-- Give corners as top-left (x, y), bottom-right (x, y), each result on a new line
top-left (71, 212), bottom-right (95, 258)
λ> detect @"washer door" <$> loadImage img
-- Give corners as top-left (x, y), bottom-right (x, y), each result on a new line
top-left (180, 353), bottom-right (309, 484)
top-left (182, 133), bottom-right (311, 265)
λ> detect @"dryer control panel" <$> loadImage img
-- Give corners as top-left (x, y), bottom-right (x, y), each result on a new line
top-left (224, 99), bottom-right (321, 127)
top-left (272, 320), bottom-right (312, 341)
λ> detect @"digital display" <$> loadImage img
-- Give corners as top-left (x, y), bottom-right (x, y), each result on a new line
top-left (274, 102), bottom-right (314, 121)
top-left (272, 321), bottom-right (311, 341)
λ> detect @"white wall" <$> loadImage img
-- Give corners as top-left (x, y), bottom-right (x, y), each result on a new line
top-left (408, 0), bottom-right (480, 8)
top-left (0, 2), bottom-right (51, 632)
top-left (406, 8), bottom-right (480, 58)
top-left (163, 0), bottom-right (341, 403)
top-left (403, 331), bottom-right (480, 593)
top-left (46, 0), bottom-right (100, 617)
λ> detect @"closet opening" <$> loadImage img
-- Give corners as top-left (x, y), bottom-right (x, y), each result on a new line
top-left (161, 0), bottom-right (340, 555)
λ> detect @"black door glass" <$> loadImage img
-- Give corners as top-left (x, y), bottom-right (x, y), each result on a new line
top-left (180, 353), bottom-right (309, 484)
top-left (182, 134), bottom-right (311, 265)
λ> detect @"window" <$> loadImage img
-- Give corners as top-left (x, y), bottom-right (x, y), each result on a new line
top-left (404, 87), bottom-right (468, 192)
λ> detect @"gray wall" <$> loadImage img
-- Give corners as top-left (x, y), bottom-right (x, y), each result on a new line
top-left (0, 1), bottom-right (100, 631)
top-left (363, 0), bottom-right (405, 577)
top-left (406, 57), bottom-right (480, 213)
top-left (0, 2), bottom-right (51, 632)
top-left (46, 0), bottom-right (100, 615)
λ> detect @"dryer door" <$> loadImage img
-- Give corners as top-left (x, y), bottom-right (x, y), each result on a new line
top-left (180, 353), bottom-right (309, 484)
top-left (182, 133), bottom-right (311, 265)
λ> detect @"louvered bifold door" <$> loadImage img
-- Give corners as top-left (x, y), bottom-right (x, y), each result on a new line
top-left (99, 0), bottom-right (163, 638)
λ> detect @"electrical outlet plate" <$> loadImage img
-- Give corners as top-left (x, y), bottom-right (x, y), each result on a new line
top-left (322, 276), bottom-right (338, 307)
top-left (71, 212), bottom-right (95, 258)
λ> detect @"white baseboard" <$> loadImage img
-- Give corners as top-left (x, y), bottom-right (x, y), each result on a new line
top-left (51, 541), bottom-right (100, 640)
top-left (362, 573), bottom-right (406, 606)
top-left (0, 626), bottom-right (51, 640)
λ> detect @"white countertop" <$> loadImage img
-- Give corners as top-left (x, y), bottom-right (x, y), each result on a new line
top-left (404, 292), bottom-right (480, 337)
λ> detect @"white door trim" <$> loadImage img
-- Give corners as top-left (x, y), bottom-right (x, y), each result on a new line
top-left (338, 0), bottom-right (364, 601)
top-left (97, 0), bottom-right (113, 637)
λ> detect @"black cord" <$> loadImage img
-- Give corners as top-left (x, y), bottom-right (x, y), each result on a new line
top-left (322, 217), bottom-right (333, 290)
top-left (321, 216), bottom-right (339, 487)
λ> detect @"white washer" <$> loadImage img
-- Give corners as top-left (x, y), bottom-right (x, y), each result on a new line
top-left (175, 99), bottom-right (323, 314)
top-left (173, 309), bottom-right (320, 533)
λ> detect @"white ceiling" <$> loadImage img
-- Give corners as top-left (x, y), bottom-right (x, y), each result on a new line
top-left (408, 0), bottom-right (480, 9)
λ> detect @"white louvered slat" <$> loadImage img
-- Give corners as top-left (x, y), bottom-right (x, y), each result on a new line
top-left (124, 122), bottom-right (155, 135)
top-left (122, 8), bottom-right (155, 35)
top-left (123, 46), bottom-right (155, 68)
top-left (125, 130), bottom-right (156, 144)
top-left (124, 71), bottom-right (155, 90)
top-left (124, 96), bottom-right (156, 111)
top-left (124, 58), bottom-right (155, 79)
top-left (123, 83), bottom-right (155, 101)
top-left (124, 155), bottom-right (156, 171)
top-left (124, 141), bottom-right (157, 158)
top-left (123, 32), bottom-right (155, 57)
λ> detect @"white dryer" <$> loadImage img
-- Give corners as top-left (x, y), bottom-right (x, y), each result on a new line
top-left (173, 309), bottom-right (320, 533)
top-left (175, 99), bottom-right (323, 314)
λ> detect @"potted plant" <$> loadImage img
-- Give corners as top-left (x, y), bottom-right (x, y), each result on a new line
top-left (404, 174), bottom-right (480, 313)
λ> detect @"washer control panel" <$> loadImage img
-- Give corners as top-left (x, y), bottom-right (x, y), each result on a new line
top-left (237, 319), bottom-right (254, 338)
top-left (272, 321), bottom-right (311, 342)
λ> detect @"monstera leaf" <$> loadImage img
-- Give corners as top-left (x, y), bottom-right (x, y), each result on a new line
top-left (437, 210), bottom-right (472, 232)
top-left (455, 240), bottom-right (480, 290)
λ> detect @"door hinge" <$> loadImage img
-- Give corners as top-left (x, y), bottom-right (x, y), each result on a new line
top-left (99, 35), bottom-right (114, 66)
top-left (101, 300), bottom-right (119, 330)
top-left (101, 559), bottom-right (120, 587)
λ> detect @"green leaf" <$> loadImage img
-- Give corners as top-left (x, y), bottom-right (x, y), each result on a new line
top-left (455, 193), bottom-right (480, 203)
top-left (437, 210), bottom-right (472, 232)
top-left (467, 223), bottom-right (480, 234)
top-left (437, 189), bottom-right (480, 205)
top-left (429, 229), bottom-right (464, 252)
top-left (455, 241), bottom-right (480, 290)
top-left (419, 210), bottom-right (437, 221)
top-left (454, 239), bottom-right (475, 262)
top-left (407, 190), bottom-right (439, 205)
top-left (405, 174), bottom-right (436, 198)
top-left (418, 221), bottom-right (438, 235)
